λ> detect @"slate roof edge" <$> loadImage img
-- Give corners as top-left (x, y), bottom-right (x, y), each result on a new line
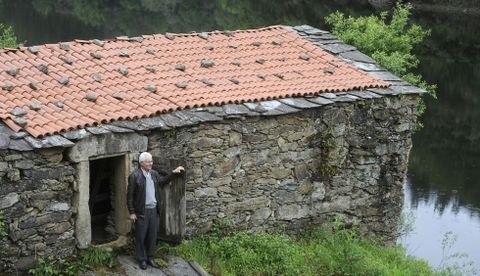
top-left (0, 90), bottom-right (417, 152)
top-left (0, 25), bottom-right (425, 151)
top-left (284, 25), bottom-right (427, 95)
top-left (288, 25), bottom-right (427, 94)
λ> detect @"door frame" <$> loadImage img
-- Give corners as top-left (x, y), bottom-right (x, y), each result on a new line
top-left (66, 132), bottom-right (148, 248)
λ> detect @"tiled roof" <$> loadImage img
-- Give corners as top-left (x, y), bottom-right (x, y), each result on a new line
top-left (0, 25), bottom-right (388, 138)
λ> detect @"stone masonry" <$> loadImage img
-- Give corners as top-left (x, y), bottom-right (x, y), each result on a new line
top-left (0, 93), bottom-right (419, 272)
top-left (148, 94), bottom-right (419, 244)
top-left (0, 148), bottom-right (75, 271)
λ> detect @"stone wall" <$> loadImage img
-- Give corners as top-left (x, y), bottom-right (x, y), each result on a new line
top-left (0, 148), bottom-right (75, 272)
top-left (148, 94), bottom-right (419, 245)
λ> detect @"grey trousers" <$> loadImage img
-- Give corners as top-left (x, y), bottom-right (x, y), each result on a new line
top-left (135, 207), bottom-right (158, 262)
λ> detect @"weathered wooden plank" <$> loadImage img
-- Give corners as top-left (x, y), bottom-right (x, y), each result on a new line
top-left (157, 158), bottom-right (186, 244)
top-left (189, 261), bottom-right (210, 276)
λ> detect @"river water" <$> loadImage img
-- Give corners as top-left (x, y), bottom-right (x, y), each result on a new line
top-left (0, 0), bottom-right (478, 271)
top-left (404, 9), bottom-right (480, 272)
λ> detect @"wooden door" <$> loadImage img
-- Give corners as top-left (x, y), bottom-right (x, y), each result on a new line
top-left (153, 157), bottom-right (186, 244)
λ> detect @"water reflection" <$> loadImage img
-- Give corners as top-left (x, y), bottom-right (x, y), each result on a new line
top-left (0, 0), bottom-right (376, 45)
top-left (408, 9), bottom-right (480, 232)
top-left (402, 177), bottom-right (480, 272)
top-left (405, 10), bottom-right (480, 271)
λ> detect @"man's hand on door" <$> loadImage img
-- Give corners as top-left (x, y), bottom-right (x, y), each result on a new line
top-left (172, 166), bottom-right (185, 174)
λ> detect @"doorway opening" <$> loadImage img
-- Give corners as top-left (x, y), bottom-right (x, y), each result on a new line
top-left (89, 155), bottom-right (126, 245)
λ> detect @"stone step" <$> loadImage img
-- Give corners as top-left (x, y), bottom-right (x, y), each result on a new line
top-left (117, 255), bottom-right (209, 276)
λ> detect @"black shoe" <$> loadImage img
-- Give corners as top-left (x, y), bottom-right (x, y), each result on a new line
top-left (147, 259), bottom-right (160, 269)
top-left (139, 260), bottom-right (147, 270)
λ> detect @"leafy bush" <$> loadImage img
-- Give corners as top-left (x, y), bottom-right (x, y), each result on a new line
top-left (325, 3), bottom-right (437, 129)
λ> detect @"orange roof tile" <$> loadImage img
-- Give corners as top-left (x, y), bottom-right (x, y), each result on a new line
top-left (0, 25), bottom-right (388, 138)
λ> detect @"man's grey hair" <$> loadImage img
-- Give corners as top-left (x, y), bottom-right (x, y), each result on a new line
top-left (138, 152), bottom-right (152, 163)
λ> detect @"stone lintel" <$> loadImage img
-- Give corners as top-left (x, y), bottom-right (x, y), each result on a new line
top-left (66, 132), bottom-right (147, 162)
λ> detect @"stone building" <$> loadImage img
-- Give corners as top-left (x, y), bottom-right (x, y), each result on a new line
top-left (0, 25), bottom-right (424, 271)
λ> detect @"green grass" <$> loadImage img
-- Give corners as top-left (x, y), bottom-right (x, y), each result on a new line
top-left (28, 247), bottom-right (117, 276)
top-left (159, 223), bottom-right (434, 276)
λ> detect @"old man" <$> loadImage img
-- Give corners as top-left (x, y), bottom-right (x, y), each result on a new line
top-left (127, 152), bottom-right (184, 270)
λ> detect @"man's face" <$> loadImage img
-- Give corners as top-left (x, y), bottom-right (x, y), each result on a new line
top-left (140, 156), bottom-right (153, 171)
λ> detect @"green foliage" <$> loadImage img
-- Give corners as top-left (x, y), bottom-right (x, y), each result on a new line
top-left (436, 231), bottom-right (477, 275)
top-left (28, 256), bottom-right (62, 276)
top-left (169, 219), bottom-right (436, 276)
top-left (0, 211), bottom-right (8, 238)
top-left (325, 3), bottom-right (437, 130)
top-left (71, 0), bottom-right (107, 27)
top-left (357, 99), bottom-right (367, 108)
top-left (0, 22), bottom-right (17, 48)
top-left (325, 4), bottom-right (425, 73)
top-left (153, 257), bottom-right (169, 268)
top-left (28, 247), bottom-right (116, 275)
top-left (216, 232), bottom-right (304, 275)
top-left (79, 247), bottom-right (116, 269)
top-left (210, 217), bottom-right (236, 239)
top-left (320, 127), bottom-right (335, 151)
top-left (397, 210), bottom-right (416, 239)
top-left (163, 128), bottom-right (177, 138)
top-left (319, 126), bottom-right (337, 180)
top-left (31, 0), bottom-right (58, 16)
top-left (28, 256), bottom-right (92, 276)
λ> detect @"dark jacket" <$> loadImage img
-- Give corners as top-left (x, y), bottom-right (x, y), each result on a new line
top-left (127, 168), bottom-right (172, 216)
